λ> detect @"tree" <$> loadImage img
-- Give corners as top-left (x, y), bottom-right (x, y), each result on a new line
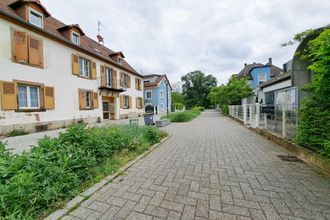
top-left (181, 71), bottom-right (217, 108)
top-left (171, 92), bottom-right (185, 104)
top-left (208, 75), bottom-right (252, 114)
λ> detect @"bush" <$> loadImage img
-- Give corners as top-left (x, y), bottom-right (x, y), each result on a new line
top-left (192, 106), bottom-right (205, 112)
top-left (221, 105), bottom-right (229, 115)
top-left (0, 124), bottom-right (168, 219)
top-left (8, 129), bottom-right (28, 137)
top-left (173, 103), bottom-right (184, 110)
top-left (166, 109), bottom-right (201, 122)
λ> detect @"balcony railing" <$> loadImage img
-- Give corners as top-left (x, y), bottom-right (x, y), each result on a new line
top-left (98, 76), bottom-right (127, 91)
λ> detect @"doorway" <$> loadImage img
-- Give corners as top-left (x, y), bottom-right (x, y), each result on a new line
top-left (103, 101), bottom-right (110, 119)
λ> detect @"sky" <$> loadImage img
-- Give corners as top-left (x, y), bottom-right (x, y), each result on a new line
top-left (43, 0), bottom-right (330, 85)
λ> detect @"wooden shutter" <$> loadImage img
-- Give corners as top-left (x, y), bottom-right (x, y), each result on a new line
top-left (113, 70), bottom-right (117, 88)
top-left (135, 78), bottom-right (138, 90)
top-left (129, 96), bottom-right (132, 109)
top-left (79, 90), bottom-right (86, 110)
top-left (100, 65), bottom-right (106, 86)
top-left (28, 36), bottom-right (43, 67)
top-left (120, 72), bottom-right (124, 86)
top-left (12, 30), bottom-right (28, 62)
top-left (91, 62), bottom-right (97, 79)
top-left (120, 95), bottom-right (124, 108)
top-left (93, 92), bottom-right (99, 109)
top-left (141, 98), bottom-right (144, 109)
top-left (72, 54), bottom-right (79, 75)
top-left (127, 75), bottom-right (131, 88)
top-left (44, 86), bottom-right (55, 110)
top-left (0, 81), bottom-right (17, 110)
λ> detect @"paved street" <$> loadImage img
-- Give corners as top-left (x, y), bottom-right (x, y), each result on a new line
top-left (63, 111), bottom-right (330, 220)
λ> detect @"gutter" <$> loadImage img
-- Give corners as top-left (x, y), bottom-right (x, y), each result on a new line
top-left (0, 8), bottom-right (142, 78)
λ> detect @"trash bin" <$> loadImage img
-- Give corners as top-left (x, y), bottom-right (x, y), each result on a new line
top-left (144, 114), bottom-right (154, 126)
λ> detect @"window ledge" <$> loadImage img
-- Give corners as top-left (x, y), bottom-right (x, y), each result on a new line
top-left (12, 59), bottom-right (44, 69)
top-left (15, 108), bottom-right (46, 112)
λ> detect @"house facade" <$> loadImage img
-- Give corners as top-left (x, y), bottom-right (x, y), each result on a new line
top-left (143, 74), bottom-right (172, 115)
top-left (0, 0), bottom-right (143, 136)
top-left (238, 58), bottom-right (282, 104)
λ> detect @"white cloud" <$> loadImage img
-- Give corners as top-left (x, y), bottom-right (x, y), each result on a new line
top-left (42, 0), bottom-right (330, 84)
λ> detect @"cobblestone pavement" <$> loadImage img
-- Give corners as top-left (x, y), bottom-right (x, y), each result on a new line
top-left (63, 111), bottom-right (330, 220)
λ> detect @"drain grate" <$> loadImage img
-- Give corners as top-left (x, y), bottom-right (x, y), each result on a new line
top-left (277, 155), bottom-right (302, 162)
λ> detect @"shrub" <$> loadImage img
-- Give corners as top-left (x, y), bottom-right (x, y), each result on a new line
top-left (166, 109), bottom-right (201, 122)
top-left (173, 103), bottom-right (184, 110)
top-left (192, 106), bottom-right (205, 112)
top-left (0, 124), bottom-right (168, 219)
top-left (8, 129), bottom-right (28, 137)
top-left (221, 105), bottom-right (229, 115)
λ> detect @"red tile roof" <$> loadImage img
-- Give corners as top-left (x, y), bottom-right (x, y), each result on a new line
top-left (143, 74), bottom-right (172, 90)
top-left (0, 0), bottom-right (141, 76)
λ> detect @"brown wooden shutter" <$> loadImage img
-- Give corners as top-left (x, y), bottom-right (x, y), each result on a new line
top-left (129, 96), bottom-right (132, 109)
top-left (28, 36), bottom-right (43, 67)
top-left (127, 75), bottom-right (131, 88)
top-left (93, 92), bottom-right (99, 109)
top-left (91, 62), bottom-right (97, 79)
top-left (113, 70), bottom-right (117, 88)
top-left (135, 78), bottom-right (138, 90)
top-left (79, 90), bottom-right (86, 110)
top-left (120, 95), bottom-right (124, 108)
top-left (12, 30), bottom-right (28, 62)
top-left (0, 81), bottom-right (17, 110)
top-left (44, 86), bottom-right (55, 110)
top-left (141, 98), bottom-right (144, 109)
top-left (72, 54), bottom-right (79, 75)
top-left (120, 72), bottom-right (124, 86)
top-left (100, 65), bottom-right (106, 86)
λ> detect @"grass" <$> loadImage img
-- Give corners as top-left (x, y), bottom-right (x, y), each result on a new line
top-left (162, 107), bottom-right (202, 122)
top-left (0, 123), bottom-right (168, 219)
top-left (8, 128), bottom-right (28, 137)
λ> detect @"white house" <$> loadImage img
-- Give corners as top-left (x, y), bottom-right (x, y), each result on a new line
top-left (0, 0), bottom-right (144, 136)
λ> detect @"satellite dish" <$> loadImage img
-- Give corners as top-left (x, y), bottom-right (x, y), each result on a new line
top-left (97, 35), bottom-right (104, 43)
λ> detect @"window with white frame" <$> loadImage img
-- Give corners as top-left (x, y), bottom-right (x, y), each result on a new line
top-left (105, 68), bottom-right (113, 87)
top-left (123, 74), bottom-right (129, 87)
top-left (160, 90), bottom-right (164, 99)
top-left (146, 91), bottom-right (152, 99)
top-left (160, 103), bottom-right (164, 111)
top-left (123, 96), bottom-right (129, 108)
top-left (79, 57), bottom-right (90, 77)
top-left (118, 57), bottom-right (123, 65)
top-left (258, 73), bottom-right (267, 85)
top-left (85, 91), bottom-right (92, 108)
top-left (72, 31), bottom-right (80, 45)
top-left (28, 8), bottom-right (44, 28)
top-left (18, 84), bottom-right (40, 109)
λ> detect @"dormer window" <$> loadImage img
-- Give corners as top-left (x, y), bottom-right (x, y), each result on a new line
top-left (72, 31), bottom-right (80, 45)
top-left (29, 8), bottom-right (44, 28)
top-left (118, 57), bottom-right (123, 65)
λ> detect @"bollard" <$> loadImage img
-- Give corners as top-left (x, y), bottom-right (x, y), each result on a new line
top-left (256, 103), bottom-right (260, 127)
top-left (282, 105), bottom-right (286, 138)
top-left (243, 104), bottom-right (247, 124)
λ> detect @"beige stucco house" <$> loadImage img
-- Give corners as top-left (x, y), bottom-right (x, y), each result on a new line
top-left (0, 0), bottom-right (144, 136)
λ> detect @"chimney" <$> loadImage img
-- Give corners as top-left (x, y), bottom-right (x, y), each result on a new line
top-left (244, 63), bottom-right (247, 67)
top-left (268, 58), bottom-right (272, 65)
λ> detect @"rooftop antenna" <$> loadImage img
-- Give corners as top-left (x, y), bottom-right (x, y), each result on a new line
top-left (97, 21), bottom-right (105, 45)
top-left (140, 69), bottom-right (143, 75)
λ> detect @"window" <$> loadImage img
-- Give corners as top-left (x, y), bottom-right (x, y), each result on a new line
top-left (86, 91), bottom-right (92, 108)
top-left (136, 78), bottom-right (142, 90)
top-left (118, 57), bottom-right (123, 65)
top-left (72, 31), bottom-right (80, 45)
top-left (146, 91), bottom-right (152, 99)
top-left (123, 96), bottom-right (129, 109)
top-left (79, 57), bottom-right (90, 77)
top-left (136, 97), bottom-right (143, 109)
top-left (18, 84), bottom-right (40, 109)
top-left (123, 74), bottom-right (129, 87)
top-left (105, 68), bottom-right (113, 87)
top-left (258, 73), bottom-right (267, 85)
top-left (160, 90), bottom-right (164, 99)
top-left (29, 8), bottom-right (43, 28)
top-left (160, 103), bottom-right (164, 111)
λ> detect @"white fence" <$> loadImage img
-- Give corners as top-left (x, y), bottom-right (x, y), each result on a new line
top-left (229, 104), bottom-right (298, 140)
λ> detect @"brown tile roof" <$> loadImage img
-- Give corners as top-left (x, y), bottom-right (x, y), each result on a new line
top-left (0, 0), bottom-right (141, 76)
top-left (143, 74), bottom-right (172, 90)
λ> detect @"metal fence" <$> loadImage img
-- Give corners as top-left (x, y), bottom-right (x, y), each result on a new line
top-left (229, 104), bottom-right (298, 140)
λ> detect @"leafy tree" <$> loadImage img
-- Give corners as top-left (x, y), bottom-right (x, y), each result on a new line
top-left (171, 92), bottom-right (185, 104)
top-left (181, 70), bottom-right (217, 108)
top-left (291, 28), bottom-right (330, 156)
top-left (209, 75), bottom-right (252, 114)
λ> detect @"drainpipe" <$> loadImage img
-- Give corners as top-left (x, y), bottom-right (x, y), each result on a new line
top-left (166, 81), bottom-right (169, 117)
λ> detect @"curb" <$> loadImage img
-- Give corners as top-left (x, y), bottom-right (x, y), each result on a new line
top-left (44, 135), bottom-right (171, 220)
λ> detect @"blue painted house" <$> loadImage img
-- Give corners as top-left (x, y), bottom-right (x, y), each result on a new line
top-left (238, 58), bottom-right (282, 104)
top-left (143, 74), bottom-right (172, 115)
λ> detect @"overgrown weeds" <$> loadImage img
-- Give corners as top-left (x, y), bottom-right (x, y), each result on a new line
top-left (0, 123), bottom-right (167, 219)
top-left (163, 108), bottom-right (201, 122)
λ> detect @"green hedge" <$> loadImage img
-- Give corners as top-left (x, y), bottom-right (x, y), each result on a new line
top-left (164, 109), bottom-right (201, 122)
top-left (0, 123), bottom-right (167, 219)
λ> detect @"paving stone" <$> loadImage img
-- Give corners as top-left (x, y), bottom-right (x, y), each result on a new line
top-left (58, 111), bottom-right (330, 220)
top-left (126, 211), bottom-right (153, 220)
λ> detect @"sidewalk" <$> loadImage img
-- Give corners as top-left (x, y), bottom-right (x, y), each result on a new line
top-left (2, 115), bottom-right (161, 154)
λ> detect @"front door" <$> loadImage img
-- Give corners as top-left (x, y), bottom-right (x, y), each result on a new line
top-left (103, 101), bottom-right (110, 119)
